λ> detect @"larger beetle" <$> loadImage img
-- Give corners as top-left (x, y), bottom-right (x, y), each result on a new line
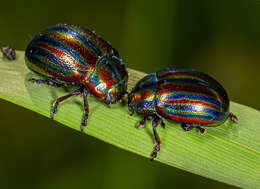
top-left (25, 24), bottom-right (128, 132)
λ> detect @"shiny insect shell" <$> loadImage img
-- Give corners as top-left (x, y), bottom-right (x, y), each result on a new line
top-left (128, 69), bottom-right (238, 159)
top-left (25, 24), bottom-right (128, 131)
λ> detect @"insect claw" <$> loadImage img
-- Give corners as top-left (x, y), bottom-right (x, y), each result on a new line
top-left (80, 126), bottom-right (85, 133)
top-left (51, 112), bottom-right (55, 120)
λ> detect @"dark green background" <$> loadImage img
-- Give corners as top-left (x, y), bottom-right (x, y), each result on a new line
top-left (1, 0), bottom-right (259, 188)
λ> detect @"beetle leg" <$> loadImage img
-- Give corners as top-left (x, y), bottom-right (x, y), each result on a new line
top-left (160, 119), bottom-right (166, 129)
top-left (196, 126), bottom-right (206, 134)
top-left (130, 109), bottom-right (134, 116)
top-left (81, 87), bottom-right (89, 132)
top-left (137, 116), bottom-right (147, 128)
top-left (181, 123), bottom-right (206, 134)
top-left (137, 115), bottom-right (153, 128)
top-left (29, 78), bottom-right (63, 87)
top-left (229, 112), bottom-right (238, 123)
top-left (151, 116), bottom-right (162, 160)
top-left (51, 88), bottom-right (82, 120)
top-left (104, 94), bottom-right (111, 108)
top-left (181, 123), bottom-right (193, 132)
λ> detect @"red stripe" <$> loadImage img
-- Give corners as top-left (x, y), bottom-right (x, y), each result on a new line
top-left (44, 67), bottom-right (85, 83)
top-left (49, 33), bottom-right (98, 70)
top-left (157, 107), bottom-right (215, 125)
top-left (39, 43), bottom-right (91, 74)
top-left (161, 99), bottom-right (219, 110)
top-left (157, 83), bottom-right (217, 98)
top-left (70, 25), bottom-right (113, 56)
top-left (99, 69), bottom-right (117, 89)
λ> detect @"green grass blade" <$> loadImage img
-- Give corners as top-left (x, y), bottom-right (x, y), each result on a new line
top-left (0, 51), bottom-right (260, 189)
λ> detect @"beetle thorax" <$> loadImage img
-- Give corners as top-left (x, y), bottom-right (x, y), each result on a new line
top-left (84, 56), bottom-right (128, 104)
top-left (128, 73), bottom-right (158, 115)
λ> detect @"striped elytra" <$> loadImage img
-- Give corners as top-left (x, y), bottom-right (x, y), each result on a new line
top-left (128, 69), bottom-right (238, 159)
top-left (25, 24), bottom-right (128, 132)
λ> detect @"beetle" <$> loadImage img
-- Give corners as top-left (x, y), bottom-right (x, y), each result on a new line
top-left (1, 46), bottom-right (16, 61)
top-left (128, 69), bottom-right (238, 159)
top-left (25, 24), bottom-right (128, 132)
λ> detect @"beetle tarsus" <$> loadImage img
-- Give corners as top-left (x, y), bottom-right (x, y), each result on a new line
top-left (81, 88), bottom-right (89, 133)
top-left (80, 111), bottom-right (88, 133)
top-left (80, 125), bottom-right (85, 133)
top-left (197, 127), bottom-right (206, 134)
top-left (151, 143), bottom-right (160, 160)
top-left (51, 109), bottom-right (56, 120)
top-left (137, 120), bottom-right (145, 128)
top-left (137, 115), bottom-right (149, 128)
top-left (151, 116), bottom-right (161, 159)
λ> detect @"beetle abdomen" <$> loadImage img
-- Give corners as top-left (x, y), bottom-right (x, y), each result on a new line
top-left (155, 70), bottom-right (230, 126)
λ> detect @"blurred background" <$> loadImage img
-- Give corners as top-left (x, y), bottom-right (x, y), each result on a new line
top-left (0, 0), bottom-right (259, 188)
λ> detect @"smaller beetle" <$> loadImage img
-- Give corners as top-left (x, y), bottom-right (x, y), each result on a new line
top-left (1, 46), bottom-right (16, 61)
top-left (128, 69), bottom-right (238, 159)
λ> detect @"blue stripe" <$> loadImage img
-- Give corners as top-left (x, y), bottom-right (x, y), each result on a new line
top-left (45, 25), bottom-right (103, 56)
top-left (162, 108), bottom-right (214, 120)
top-left (137, 101), bottom-right (155, 112)
top-left (159, 93), bottom-right (222, 108)
top-left (29, 46), bottom-right (90, 75)
top-left (32, 34), bottom-right (88, 68)
top-left (160, 77), bottom-right (226, 97)
top-left (158, 103), bottom-right (221, 115)
top-left (29, 55), bottom-right (69, 76)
